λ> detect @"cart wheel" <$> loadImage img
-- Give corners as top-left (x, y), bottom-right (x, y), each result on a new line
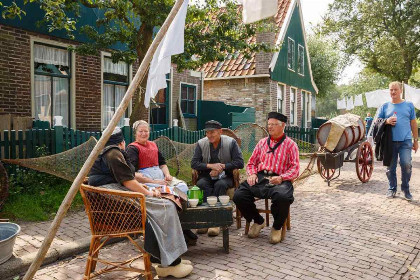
top-left (356, 141), bottom-right (374, 183)
top-left (317, 157), bottom-right (336, 181)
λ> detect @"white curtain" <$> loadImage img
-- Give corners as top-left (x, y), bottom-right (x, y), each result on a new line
top-left (115, 85), bottom-right (127, 127)
top-left (102, 84), bottom-right (127, 129)
top-left (404, 84), bottom-right (420, 109)
top-left (53, 77), bottom-right (69, 127)
top-left (104, 57), bottom-right (128, 76)
top-left (103, 84), bottom-right (114, 129)
top-left (354, 94), bottom-right (363, 106)
top-left (34, 44), bottom-right (68, 66)
top-left (34, 75), bottom-right (51, 122)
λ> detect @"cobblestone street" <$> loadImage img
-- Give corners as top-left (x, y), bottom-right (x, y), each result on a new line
top-left (13, 153), bottom-right (420, 280)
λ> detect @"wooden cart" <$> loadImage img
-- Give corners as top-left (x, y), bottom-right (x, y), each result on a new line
top-left (316, 139), bottom-right (374, 186)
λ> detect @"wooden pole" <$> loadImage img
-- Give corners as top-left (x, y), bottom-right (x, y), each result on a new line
top-left (23, 0), bottom-right (186, 278)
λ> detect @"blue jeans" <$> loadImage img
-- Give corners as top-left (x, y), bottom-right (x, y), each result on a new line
top-left (386, 139), bottom-right (412, 192)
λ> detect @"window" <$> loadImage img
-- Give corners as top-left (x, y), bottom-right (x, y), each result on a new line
top-left (298, 45), bottom-right (304, 75)
top-left (180, 84), bottom-right (196, 117)
top-left (33, 43), bottom-right (71, 127)
top-left (287, 37), bottom-right (295, 70)
top-left (290, 88), bottom-right (296, 125)
top-left (277, 83), bottom-right (285, 114)
top-left (102, 57), bottom-right (129, 129)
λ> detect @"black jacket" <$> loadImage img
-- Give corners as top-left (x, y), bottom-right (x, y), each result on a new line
top-left (373, 118), bottom-right (393, 166)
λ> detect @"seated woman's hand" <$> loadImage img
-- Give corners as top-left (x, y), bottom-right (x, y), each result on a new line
top-left (154, 179), bottom-right (169, 186)
top-left (164, 174), bottom-right (173, 182)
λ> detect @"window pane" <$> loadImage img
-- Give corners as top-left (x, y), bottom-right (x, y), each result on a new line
top-left (53, 77), bottom-right (69, 127)
top-left (181, 86), bottom-right (188, 99)
top-left (188, 101), bottom-right (195, 114)
top-left (103, 84), bottom-right (114, 129)
top-left (115, 85), bottom-right (127, 127)
top-left (188, 87), bottom-right (195, 100)
top-left (277, 99), bottom-right (282, 113)
top-left (181, 100), bottom-right (187, 112)
top-left (34, 75), bottom-right (52, 123)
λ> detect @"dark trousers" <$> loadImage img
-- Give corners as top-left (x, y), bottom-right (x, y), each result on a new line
top-left (197, 176), bottom-right (233, 202)
top-left (233, 174), bottom-right (294, 230)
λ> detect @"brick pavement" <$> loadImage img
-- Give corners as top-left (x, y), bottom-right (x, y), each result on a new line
top-left (11, 153), bottom-right (420, 279)
top-left (13, 211), bottom-right (90, 257)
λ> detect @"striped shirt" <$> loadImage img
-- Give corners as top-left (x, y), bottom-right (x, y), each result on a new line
top-left (246, 136), bottom-right (300, 181)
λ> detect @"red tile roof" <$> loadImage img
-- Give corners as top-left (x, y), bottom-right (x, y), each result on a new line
top-left (198, 0), bottom-right (292, 79)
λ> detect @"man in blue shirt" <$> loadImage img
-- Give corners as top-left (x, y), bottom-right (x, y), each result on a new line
top-left (365, 113), bottom-right (373, 136)
top-left (378, 82), bottom-right (418, 200)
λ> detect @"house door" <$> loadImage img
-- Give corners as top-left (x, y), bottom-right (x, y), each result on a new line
top-left (150, 82), bottom-right (169, 131)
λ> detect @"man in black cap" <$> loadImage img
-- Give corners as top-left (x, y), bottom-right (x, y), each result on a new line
top-left (191, 120), bottom-right (244, 236)
top-left (233, 112), bottom-right (299, 244)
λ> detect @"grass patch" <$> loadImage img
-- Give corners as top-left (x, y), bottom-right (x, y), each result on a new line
top-left (1, 165), bottom-right (84, 222)
top-left (2, 184), bottom-right (83, 221)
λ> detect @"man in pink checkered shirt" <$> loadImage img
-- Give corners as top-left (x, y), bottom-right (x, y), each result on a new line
top-left (233, 111), bottom-right (299, 244)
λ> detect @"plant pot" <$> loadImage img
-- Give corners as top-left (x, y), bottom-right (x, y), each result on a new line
top-left (0, 222), bottom-right (21, 264)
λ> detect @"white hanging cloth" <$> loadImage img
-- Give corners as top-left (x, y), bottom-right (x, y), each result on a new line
top-left (34, 44), bottom-right (69, 66)
top-left (354, 94), bottom-right (363, 106)
top-left (404, 84), bottom-right (420, 110)
top-left (242, 0), bottom-right (278, 24)
top-left (337, 98), bottom-right (346, 110)
top-left (364, 89), bottom-right (388, 108)
top-left (346, 96), bottom-right (354, 110)
top-left (144, 0), bottom-right (189, 108)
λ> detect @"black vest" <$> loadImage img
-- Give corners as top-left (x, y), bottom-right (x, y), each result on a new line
top-left (88, 145), bottom-right (132, 186)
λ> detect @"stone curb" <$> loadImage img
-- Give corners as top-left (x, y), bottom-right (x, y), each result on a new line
top-left (2, 237), bottom-right (125, 279)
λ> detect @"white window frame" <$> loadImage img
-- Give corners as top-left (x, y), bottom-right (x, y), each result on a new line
top-left (100, 51), bottom-right (132, 129)
top-left (307, 92), bottom-right (312, 124)
top-left (297, 44), bottom-right (305, 76)
top-left (277, 83), bottom-right (286, 114)
top-left (287, 37), bottom-right (295, 71)
top-left (290, 87), bottom-right (297, 125)
top-left (30, 37), bottom-right (76, 128)
top-left (179, 82), bottom-right (198, 117)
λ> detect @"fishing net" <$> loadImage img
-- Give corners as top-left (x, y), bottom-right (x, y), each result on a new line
top-left (1, 137), bottom-right (98, 181)
top-left (0, 124), bottom-right (318, 205)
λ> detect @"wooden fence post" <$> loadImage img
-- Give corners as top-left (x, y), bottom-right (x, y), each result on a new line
top-left (55, 125), bottom-right (64, 154)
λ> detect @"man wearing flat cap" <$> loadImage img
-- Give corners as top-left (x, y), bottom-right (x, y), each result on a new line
top-left (233, 112), bottom-right (299, 244)
top-left (191, 120), bottom-right (244, 236)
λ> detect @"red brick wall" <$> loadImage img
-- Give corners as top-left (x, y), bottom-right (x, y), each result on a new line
top-left (171, 66), bottom-right (202, 130)
top-left (74, 54), bottom-right (101, 131)
top-left (255, 32), bottom-right (275, 75)
top-left (0, 25), bottom-right (31, 116)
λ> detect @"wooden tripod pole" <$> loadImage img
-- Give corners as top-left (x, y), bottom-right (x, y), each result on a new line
top-left (23, 0), bottom-right (186, 278)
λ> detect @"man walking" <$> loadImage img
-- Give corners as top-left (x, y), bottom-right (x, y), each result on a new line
top-left (233, 112), bottom-right (299, 244)
top-left (378, 81), bottom-right (418, 200)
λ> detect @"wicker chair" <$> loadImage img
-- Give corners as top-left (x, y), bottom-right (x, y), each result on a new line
top-left (79, 184), bottom-right (152, 280)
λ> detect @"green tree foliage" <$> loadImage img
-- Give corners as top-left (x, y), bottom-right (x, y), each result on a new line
top-left (307, 33), bottom-right (346, 98)
top-left (338, 70), bottom-right (391, 118)
top-left (323, 0), bottom-right (420, 83)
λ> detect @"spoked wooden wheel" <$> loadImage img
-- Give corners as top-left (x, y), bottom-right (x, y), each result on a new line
top-left (317, 157), bottom-right (336, 181)
top-left (356, 141), bottom-right (374, 183)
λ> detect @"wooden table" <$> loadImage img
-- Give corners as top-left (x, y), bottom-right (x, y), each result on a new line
top-left (178, 202), bottom-right (233, 253)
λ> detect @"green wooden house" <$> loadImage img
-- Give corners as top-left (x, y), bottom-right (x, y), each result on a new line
top-left (198, 0), bottom-right (318, 128)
